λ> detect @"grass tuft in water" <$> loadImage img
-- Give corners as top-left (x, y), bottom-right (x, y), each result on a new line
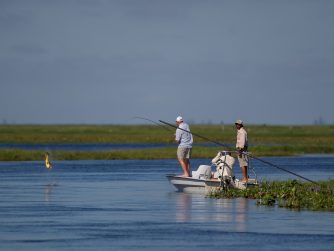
top-left (209, 180), bottom-right (334, 212)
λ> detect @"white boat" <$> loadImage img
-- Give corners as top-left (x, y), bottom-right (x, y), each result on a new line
top-left (166, 151), bottom-right (258, 193)
top-left (166, 174), bottom-right (258, 193)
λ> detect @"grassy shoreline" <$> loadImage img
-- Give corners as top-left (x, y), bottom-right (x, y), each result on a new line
top-left (0, 124), bottom-right (333, 161)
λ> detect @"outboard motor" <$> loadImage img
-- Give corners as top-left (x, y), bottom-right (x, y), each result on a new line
top-left (211, 151), bottom-right (235, 179)
top-left (192, 165), bottom-right (212, 180)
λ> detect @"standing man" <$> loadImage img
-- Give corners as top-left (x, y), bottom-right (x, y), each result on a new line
top-left (235, 120), bottom-right (248, 183)
top-left (175, 116), bottom-right (193, 177)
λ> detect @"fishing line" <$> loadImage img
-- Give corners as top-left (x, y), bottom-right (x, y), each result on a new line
top-left (132, 116), bottom-right (173, 132)
top-left (159, 119), bottom-right (319, 185)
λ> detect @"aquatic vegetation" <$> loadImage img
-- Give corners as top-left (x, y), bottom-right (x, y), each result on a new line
top-left (0, 124), bottom-right (333, 161)
top-left (209, 180), bottom-right (334, 212)
top-left (0, 124), bottom-right (333, 145)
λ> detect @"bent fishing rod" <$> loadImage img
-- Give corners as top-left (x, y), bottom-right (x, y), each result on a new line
top-left (159, 119), bottom-right (319, 185)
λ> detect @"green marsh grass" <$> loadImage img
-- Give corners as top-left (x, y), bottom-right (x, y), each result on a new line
top-left (0, 124), bottom-right (333, 160)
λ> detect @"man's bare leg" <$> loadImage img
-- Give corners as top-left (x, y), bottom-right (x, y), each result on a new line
top-left (178, 159), bottom-right (190, 177)
top-left (241, 166), bottom-right (248, 182)
top-left (186, 159), bottom-right (191, 176)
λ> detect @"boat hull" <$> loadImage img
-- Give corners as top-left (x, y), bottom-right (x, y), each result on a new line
top-left (166, 174), bottom-right (257, 193)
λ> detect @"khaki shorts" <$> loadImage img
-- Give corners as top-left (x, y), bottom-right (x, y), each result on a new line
top-left (238, 154), bottom-right (248, 167)
top-left (177, 147), bottom-right (192, 159)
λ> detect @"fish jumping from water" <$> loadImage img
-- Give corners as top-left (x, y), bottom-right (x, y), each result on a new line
top-left (45, 152), bottom-right (53, 169)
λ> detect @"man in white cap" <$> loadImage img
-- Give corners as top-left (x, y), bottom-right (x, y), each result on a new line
top-left (235, 119), bottom-right (248, 183)
top-left (175, 116), bottom-right (193, 177)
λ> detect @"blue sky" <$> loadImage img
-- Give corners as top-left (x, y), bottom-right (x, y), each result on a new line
top-left (1, 0), bottom-right (333, 125)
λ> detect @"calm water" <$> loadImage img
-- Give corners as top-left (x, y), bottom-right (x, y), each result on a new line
top-left (0, 156), bottom-right (333, 251)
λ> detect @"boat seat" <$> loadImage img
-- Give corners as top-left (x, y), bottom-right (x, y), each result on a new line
top-left (192, 165), bottom-right (212, 179)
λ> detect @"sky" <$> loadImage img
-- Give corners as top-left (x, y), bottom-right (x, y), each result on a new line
top-left (1, 0), bottom-right (333, 125)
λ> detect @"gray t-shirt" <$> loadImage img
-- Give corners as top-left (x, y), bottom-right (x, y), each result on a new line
top-left (175, 122), bottom-right (193, 148)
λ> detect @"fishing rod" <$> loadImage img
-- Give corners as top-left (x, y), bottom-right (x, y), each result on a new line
top-left (159, 119), bottom-right (319, 185)
top-left (132, 116), bottom-right (173, 132)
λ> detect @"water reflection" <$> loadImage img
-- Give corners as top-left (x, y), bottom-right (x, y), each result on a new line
top-left (235, 198), bottom-right (248, 232)
top-left (176, 193), bottom-right (192, 222)
top-left (175, 193), bottom-right (248, 231)
top-left (44, 183), bottom-right (57, 202)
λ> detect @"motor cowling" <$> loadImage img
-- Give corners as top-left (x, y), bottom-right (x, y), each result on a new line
top-left (212, 152), bottom-right (235, 178)
top-left (192, 165), bottom-right (212, 179)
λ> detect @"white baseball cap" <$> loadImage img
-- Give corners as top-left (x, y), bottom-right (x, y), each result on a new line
top-left (235, 119), bottom-right (243, 125)
top-left (176, 116), bottom-right (183, 122)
